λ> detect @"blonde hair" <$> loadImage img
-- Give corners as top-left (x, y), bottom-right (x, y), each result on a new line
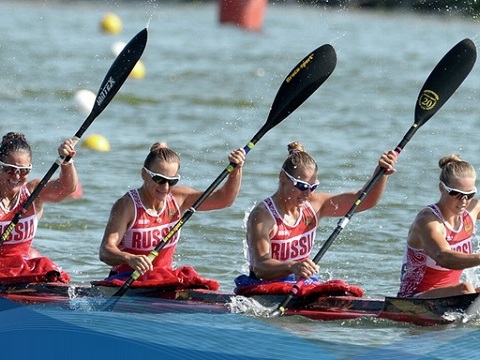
top-left (439, 153), bottom-right (476, 185)
top-left (281, 141), bottom-right (317, 175)
top-left (144, 142), bottom-right (180, 170)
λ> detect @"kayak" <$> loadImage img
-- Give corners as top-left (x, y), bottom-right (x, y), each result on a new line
top-left (0, 282), bottom-right (478, 326)
top-left (176, 288), bottom-right (480, 326)
top-left (283, 292), bottom-right (480, 326)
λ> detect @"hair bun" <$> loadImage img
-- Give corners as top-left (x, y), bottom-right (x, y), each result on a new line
top-left (438, 153), bottom-right (462, 169)
top-left (150, 141), bottom-right (168, 152)
top-left (2, 132), bottom-right (26, 145)
top-left (287, 141), bottom-right (305, 155)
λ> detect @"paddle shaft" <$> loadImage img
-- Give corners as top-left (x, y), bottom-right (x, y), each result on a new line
top-left (312, 124), bottom-right (418, 264)
top-left (104, 44), bottom-right (338, 305)
top-left (271, 38), bottom-right (477, 317)
top-left (0, 28), bottom-right (148, 245)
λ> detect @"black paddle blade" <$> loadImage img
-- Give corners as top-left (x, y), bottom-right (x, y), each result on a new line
top-left (264, 44), bottom-right (336, 133)
top-left (76, 27), bottom-right (148, 139)
top-left (415, 38), bottom-right (476, 127)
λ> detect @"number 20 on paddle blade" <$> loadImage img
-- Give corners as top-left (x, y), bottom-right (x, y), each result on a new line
top-left (415, 38), bottom-right (476, 127)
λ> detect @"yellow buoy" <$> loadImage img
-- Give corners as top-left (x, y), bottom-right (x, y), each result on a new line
top-left (130, 60), bottom-right (146, 79)
top-left (100, 13), bottom-right (122, 35)
top-left (82, 134), bottom-right (111, 152)
top-left (110, 41), bottom-right (145, 79)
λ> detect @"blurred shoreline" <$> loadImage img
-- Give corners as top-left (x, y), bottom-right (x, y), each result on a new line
top-left (27, 0), bottom-right (480, 18)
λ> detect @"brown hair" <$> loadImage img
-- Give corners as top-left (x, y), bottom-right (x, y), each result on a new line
top-left (143, 142), bottom-right (181, 170)
top-left (281, 141), bottom-right (317, 175)
top-left (0, 132), bottom-right (32, 161)
top-left (439, 153), bottom-right (476, 185)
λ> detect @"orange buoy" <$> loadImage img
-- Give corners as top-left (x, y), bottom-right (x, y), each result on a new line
top-left (219, 0), bottom-right (267, 31)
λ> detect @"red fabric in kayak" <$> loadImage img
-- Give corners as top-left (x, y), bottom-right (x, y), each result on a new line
top-left (235, 279), bottom-right (364, 297)
top-left (0, 255), bottom-right (70, 284)
top-left (91, 265), bottom-right (220, 291)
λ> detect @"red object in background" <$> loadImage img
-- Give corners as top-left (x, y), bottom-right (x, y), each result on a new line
top-left (219, 0), bottom-right (267, 31)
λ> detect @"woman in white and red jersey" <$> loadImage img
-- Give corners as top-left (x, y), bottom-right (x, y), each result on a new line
top-left (98, 142), bottom-right (245, 289)
top-left (398, 154), bottom-right (480, 298)
top-left (0, 132), bottom-right (78, 284)
top-left (235, 141), bottom-right (396, 293)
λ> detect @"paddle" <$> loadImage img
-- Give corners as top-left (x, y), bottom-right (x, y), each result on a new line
top-left (102, 43), bottom-right (337, 309)
top-left (0, 28), bottom-right (148, 245)
top-left (270, 38), bottom-right (477, 317)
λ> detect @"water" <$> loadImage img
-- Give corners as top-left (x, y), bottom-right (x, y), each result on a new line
top-left (2, 1), bottom-right (480, 358)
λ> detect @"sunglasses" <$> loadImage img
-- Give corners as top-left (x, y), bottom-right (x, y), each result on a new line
top-left (0, 160), bottom-right (32, 176)
top-left (441, 181), bottom-right (476, 200)
top-left (282, 169), bottom-right (319, 192)
top-left (143, 167), bottom-right (180, 186)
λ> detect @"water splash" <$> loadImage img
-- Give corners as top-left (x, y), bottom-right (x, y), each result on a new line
top-left (225, 295), bottom-right (276, 317)
top-left (241, 203), bottom-right (256, 273)
top-left (443, 310), bottom-right (480, 325)
top-left (143, 0), bottom-right (158, 29)
top-left (66, 286), bottom-right (105, 311)
top-left (68, 296), bottom-right (105, 312)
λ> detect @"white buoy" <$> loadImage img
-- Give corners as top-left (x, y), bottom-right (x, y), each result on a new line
top-left (111, 41), bottom-right (126, 57)
top-left (74, 89), bottom-right (96, 115)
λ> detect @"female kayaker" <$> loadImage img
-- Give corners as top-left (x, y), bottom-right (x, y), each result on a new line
top-left (398, 154), bottom-right (480, 298)
top-left (97, 142), bottom-right (245, 290)
top-left (234, 141), bottom-right (397, 295)
top-left (0, 132), bottom-right (78, 284)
